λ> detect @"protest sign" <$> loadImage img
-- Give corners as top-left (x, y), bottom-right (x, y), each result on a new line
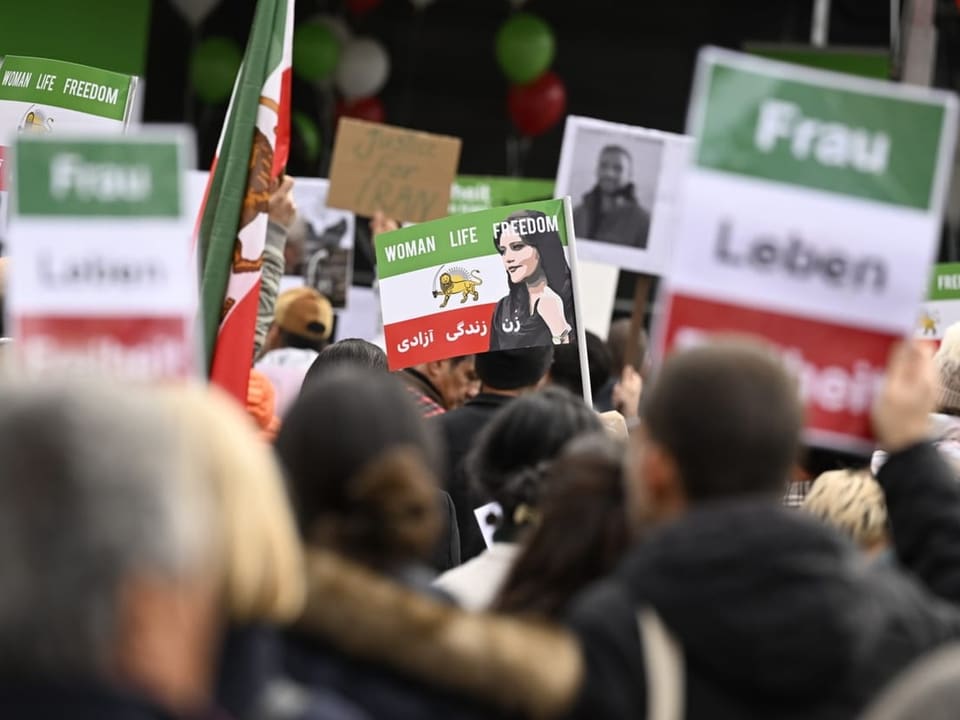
top-left (295, 177), bottom-right (355, 308)
top-left (6, 130), bottom-right (197, 380)
top-left (0, 55), bottom-right (139, 245)
top-left (916, 263), bottom-right (960, 344)
top-left (656, 47), bottom-right (958, 451)
top-left (555, 116), bottom-right (692, 275)
top-left (376, 198), bottom-right (590, 393)
top-left (327, 118), bottom-right (461, 223)
top-left (448, 176), bottom-right (554, 215)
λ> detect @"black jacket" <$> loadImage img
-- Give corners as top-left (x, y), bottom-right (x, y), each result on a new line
top-left (0, 681), bottom-right (182, 720)
top-left (566, 443), bottom-right (960, 720)
top-left (433, 393), bottom-right (514, 561)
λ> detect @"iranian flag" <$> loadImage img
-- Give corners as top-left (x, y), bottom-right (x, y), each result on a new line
top-left (197, 0), bottom-right (294, 402)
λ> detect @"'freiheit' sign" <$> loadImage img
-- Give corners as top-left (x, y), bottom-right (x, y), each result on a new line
top-left (657, 47), bottom-right (958, 451)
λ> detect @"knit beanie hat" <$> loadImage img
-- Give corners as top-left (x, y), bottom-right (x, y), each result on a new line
top-left (475, 346), bottom-right (554, 391)
top-left (934, 323), bottom-right (960, 414)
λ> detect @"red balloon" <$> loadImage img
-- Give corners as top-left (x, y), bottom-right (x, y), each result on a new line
top-left (347, 0), bottom-right (381, 15)
top-left (508, 70), bottom-right (567, 137)
top-left (337, 96), bottom-right (386, 124)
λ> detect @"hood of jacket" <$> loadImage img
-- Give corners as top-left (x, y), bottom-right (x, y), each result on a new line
top-left (295, 548), bottom-right (582, 719)
top-left (624, 500), bottom-right (874, 703)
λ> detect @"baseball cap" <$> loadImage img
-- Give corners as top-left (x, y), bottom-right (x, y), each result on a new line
top-left (275, 287), bottom-right (333, 342)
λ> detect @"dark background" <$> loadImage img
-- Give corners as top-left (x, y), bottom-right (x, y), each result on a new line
top-left (142, 0), bottom-right (960, 306)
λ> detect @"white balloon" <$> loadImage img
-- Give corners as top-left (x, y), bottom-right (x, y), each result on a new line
top-left (168, 0), bottom-right (222, 27)
top-left (335, 38), bottom-right (390, 100)
top-left (410, 0), bottom-right (436, 8)
top-left (311, 13), bottom-right (352, 50)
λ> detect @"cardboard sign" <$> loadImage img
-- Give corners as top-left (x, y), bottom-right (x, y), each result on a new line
top-left (916, 263), bottom-right (960, 344)
top-left (0, 55), bottom-right (139, 246)
top-left (555, 116), bottom-right (692, 275)
top-left (656, 47), bottom-right (957, 452)
top-left (6, 130), bottom-right (197, 379)
top-left (449, 176), bottom-right (554, 215)
top-left (376, 198), bottom-right (588, 379)
top-left (327, 118), bottom-right (461, 223)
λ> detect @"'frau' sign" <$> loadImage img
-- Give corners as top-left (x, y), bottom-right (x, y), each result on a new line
top-left (7, 131), bottom-right (197, 381)
top-left (17, 140), bottom-right (180, 217)
top-left (658, 47), bottom-right (958, 451)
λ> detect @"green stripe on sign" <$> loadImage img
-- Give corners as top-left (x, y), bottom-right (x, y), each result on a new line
top-left (0, 55), bottom-right (132, 122)
top-left (16, 138), bottom-right (181, 217)
top-left (695, 63), bottom-right (945, 210)
top-left (376, 198), bottom-right (565, 279)
top-left (929, 263), bottom-right (960, 301)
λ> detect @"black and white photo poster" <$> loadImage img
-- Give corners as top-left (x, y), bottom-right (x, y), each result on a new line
top-left (555, 116), bottom-right (691, 274)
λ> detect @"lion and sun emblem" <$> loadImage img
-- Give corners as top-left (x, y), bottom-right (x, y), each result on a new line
top-left (432, 266), bottom-right (483, 308)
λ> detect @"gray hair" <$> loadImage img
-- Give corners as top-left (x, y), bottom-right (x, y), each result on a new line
top-left (0, 382), bottom-right (218, 677)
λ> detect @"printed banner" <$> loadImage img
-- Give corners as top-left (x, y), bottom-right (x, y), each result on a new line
top-left (327, 118), bottom-right (461, 223)
top-left (376, 198), bottom-right (586, 371)
top-left (5, 130), bottom-right (197, 380)
top-left (449, 176), bottom-right (554, 215)
top-left (0, 55), bottom-right (139, 246)
top-left (916, 263), bottom-right (960, 344)
top-left (554, 115), bottom-right (692, 275)
top-left (656, 47), bottom-right (958, 451)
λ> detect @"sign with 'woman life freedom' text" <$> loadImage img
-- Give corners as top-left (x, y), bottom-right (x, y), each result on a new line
top-left (375, 198), bottom-right (588, 375)
top-left (656, 47), bottom-right (959, 452)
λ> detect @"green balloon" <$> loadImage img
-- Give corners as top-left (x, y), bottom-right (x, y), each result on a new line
top-left (495, 13), bottom-right (555, 85)
top-left (294, 22), bottom-right (341, 83)
top-left (293, 111), bottom-right (321, 164)
top-left (191, 37), bottom-right (242, 104)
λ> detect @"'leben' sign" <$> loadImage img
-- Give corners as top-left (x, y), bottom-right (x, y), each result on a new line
top-left (656, 47), bottom-right (958, 452)
top-left (6, 131), bottom-right (197, 380)
top-left (327, 118), bottom-right (461, 223)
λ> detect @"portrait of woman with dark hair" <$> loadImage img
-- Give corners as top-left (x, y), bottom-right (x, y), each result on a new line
top-left (490, 208), bottom-right (576, 351)
top-left (573, 144), bottom-right (651, 249)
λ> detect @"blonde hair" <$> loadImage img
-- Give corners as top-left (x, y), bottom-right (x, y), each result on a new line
top-left (158, 383), bottom-right (306, 623)
top-left (801, 468), bottom-right (888, 549)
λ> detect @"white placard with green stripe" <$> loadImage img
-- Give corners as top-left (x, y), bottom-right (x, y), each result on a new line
top-left (5, 129), bottom-right (198, 380)
top-left (917, 263), bottom-right (960, 342)
top-left (0, 55), bottom-right (138, 248)
top-left (657, 47), bottom-right (958, 450)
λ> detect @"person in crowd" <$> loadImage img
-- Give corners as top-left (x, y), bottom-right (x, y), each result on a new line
top-left (572, 145), bottom-right (651, 249)
top-left (302, 338), bottom-right (388, 389)
top-left (434, 387), bottom-right (602, 610)
top-left (255, 175), bottom-right (297, 359)
top-left (801, 468), bottom-right (889, 557)
top-left (0, 256), bottom-right (6, 340)
top-left (306, 340), bottom-right (462, 572)
top-left (274, 368), bottom-right (491, 718)
top-left (494, 433), bottom-right (630, 619)
top-left (873, 321), bottom-right (960, 476)
top-left (491, 209), bottom-right (576, 351)
top-left (0, 382), bottom-right (222, 720)
top-left (564, 340), bottom-right (960, 719)
top-left (595, 317), bottom-right (647, 416)
top-left (434, 347), bottom-right (554, 562)
top-left (246, 368), bottom-right (282, 442)
top-left (160, 384), bottom-right (364, 720)
top-left (860, 643), bottom-right (960, 720)
top-left (399, 355), bottom-right (480, 418)
top-left (548, 331), bottom-right (611, 402)
top-left (256, 287), bottom-right (335, 418)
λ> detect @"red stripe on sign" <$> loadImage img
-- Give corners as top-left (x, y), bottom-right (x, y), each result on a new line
top-left (384, 303), bottom-right (498, 371)
top-left (659, 292), bottom-right (899, 451)
top-left (15, 315), bottom-right (195, 380)
top-left (0, 145), bottom-right (7, 191)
